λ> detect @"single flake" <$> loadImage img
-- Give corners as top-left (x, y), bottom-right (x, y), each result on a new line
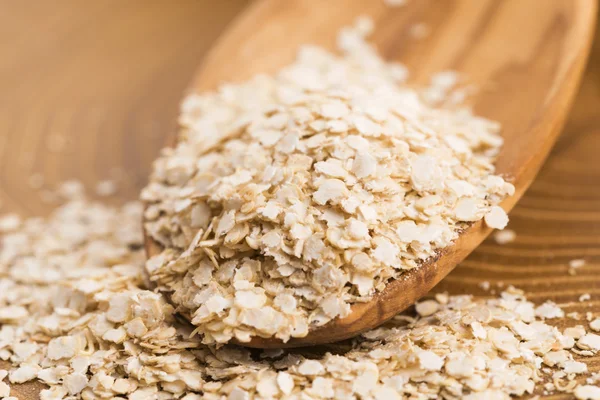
top-left (484, 206), bottom-right (509, 229)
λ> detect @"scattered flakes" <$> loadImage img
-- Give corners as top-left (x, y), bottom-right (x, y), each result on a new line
top-left (298, 360), bottom-right (325, 376)
top-left (588, 373), bottom-right (600, 385)
top-left (581, 293), bottom-right (592, 302)
top-left (478, 281), bottom-right (491, 291)
top-left (431, 70), bottom-right (459, 90)
top-left (565, 325), bottom-right (587, 339)
top-left (563, 360), bottom-right (588, 374)
top-left (95, 179), bottom-right (118, 196)
top-left (415, 299), bottom-right (439, 316)
top-left (277, 372), bottom-right (295, 395)
top-left (422, 71), bottom-right (463, 105)
top-left (0, 196), bottom-right (163, 398)
top-left (64, 373), bottom-right (88, 395)
top-left (47, 336), bottom-right (83, 360)
top-left (383, 0), bottom-right (408, 6)
top-left (578, 334), bottom-right (600, 353)
top-left (484, 205), bottom-right (509, 229)
top-left (9, 364), bottom-right (40, 384)
top-left (535, 301), bottom-right (565, 319)
top-left (543, 350), bottom-right (570, 367)
top-left (568, 312), bottom-right (582, 320)
top-left (0, 381), bottom-right (10, 397)
top-left (0, 213), bottom-right (21, 232)
top-left (575, 385), bottom-right (600, 400)
top-left (57, 180), bottom-right (85, 200)
top-left (417, 350), bottom-right (444, 371)
top-left (493, 229), bottom-right (517, 245)
top-left (570, 258), bottom-right (587, 275)
top-left (435, 292), bottom-right (449, 304)
top-left (0, 199), bottom-right (597, 399)
top-left (590, 319), bottom-right (600, 332)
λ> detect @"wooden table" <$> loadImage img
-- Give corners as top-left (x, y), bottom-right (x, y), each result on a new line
top-left (0, 1), bottom-right (598, 398)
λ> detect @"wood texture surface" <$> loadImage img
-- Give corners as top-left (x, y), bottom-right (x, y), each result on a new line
top-left (0, 1), bottom-right (599, 399)
top-left (145, 0), bottom-right (597, 347)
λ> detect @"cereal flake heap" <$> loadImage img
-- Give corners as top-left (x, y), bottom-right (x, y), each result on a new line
top-left (1, 196), bottom-right (600, 399)
top-left (142, 19), bottom-right (514, 344)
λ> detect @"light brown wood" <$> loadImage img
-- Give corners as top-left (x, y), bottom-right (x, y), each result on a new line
top-left (144, 0), bottom-right (598, 347)
top-left (1, 1), bottom-right (600, 398)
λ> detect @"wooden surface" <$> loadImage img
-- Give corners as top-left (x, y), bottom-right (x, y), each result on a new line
top-left (145, 0), bottom-right (597, 347)
top-left (0, 1), bottom-right (599, 398)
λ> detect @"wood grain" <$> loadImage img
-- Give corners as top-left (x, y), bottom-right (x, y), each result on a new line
top-left (145, 0), bottom-right (597, 347)
top-left (0, 0), bottom-right (249, 214)
top-left (0, 1), bottom-right (599, 399)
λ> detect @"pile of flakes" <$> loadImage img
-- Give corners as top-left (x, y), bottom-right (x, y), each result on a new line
top-left (142, 18), bottom-right (514, 344)
top-left (0, 197), bottom-right (205, 400)
top-left (2, 198), bottom-right (600, 399)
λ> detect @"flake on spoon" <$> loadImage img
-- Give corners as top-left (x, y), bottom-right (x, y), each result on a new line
top-left (484, 206), bottom-right (509, 229)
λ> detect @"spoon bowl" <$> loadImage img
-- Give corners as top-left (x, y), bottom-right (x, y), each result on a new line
top-left (145, 0), bottom-right (597, 348)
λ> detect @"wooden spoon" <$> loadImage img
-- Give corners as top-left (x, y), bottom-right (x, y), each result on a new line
top-left (144, 0), bottom-right (597, 348)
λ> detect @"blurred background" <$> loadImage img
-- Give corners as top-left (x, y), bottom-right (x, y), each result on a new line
top-left (0, 1), bottom-right (249, 213)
